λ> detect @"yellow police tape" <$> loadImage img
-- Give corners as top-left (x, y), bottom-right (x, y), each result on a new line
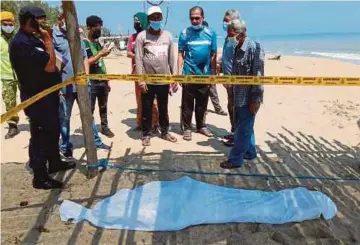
top-left (1, 73), bottom-right (360, 124)
top-left (1, 74), bottom-right (86, 124)
top-left (89, 74), bottom-right (360, 86)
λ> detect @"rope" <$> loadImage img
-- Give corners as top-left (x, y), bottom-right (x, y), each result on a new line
top-left (85, 160), bottom-right (360, 182)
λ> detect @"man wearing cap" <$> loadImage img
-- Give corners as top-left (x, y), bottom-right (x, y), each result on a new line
top-left (1, 11), bottom-right (19, 139)
top-left (10, 6), bottom-right (75, 189)
top-left (135, 6), bottom-right (177, 146)
top-left (178, 6), bottom-right (217, 141)
top-left (53, 12), bottom-right (110, 158)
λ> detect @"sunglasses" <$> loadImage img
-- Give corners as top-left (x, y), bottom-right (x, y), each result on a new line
top-left (190, 17), bottom-right (201, 21)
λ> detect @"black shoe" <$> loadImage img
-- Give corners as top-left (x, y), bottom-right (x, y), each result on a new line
top-left (33, 177), bottom-right (63, 190)
top-left (97, 143), bottom-right (111, 150)
top-left (5, 124), bottom-right (19, 139)
top-left (101, 127), bottom-right (115, 138)
top-left (48, 160), bottom-right (76, 174)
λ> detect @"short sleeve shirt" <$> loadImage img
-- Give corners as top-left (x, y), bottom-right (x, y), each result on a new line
top-left (53, 26), bottom-right (87, 93)
top-left (178, 26), bottom-right (217, 75)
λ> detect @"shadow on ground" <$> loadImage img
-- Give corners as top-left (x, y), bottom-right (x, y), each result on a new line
top-left (1, 128), bottom-right (360, 245)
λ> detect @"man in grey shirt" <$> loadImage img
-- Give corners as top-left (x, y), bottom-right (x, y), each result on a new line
top-left (135, 6), bottom-right (177, 146)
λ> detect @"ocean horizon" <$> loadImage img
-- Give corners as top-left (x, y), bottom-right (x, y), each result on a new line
top-left (173, 32), bottom-right (360, 65)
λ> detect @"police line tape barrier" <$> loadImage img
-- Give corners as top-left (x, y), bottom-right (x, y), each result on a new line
top-left (1, 73), bottom-right (360, 124)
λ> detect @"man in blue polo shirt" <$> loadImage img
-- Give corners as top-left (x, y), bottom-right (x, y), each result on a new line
top-left (10, 6), bottom-right (75, 189)
top-left (178, 6), bottom-right (217, 141)
top-left (53, 12), bottom-right (110, 158)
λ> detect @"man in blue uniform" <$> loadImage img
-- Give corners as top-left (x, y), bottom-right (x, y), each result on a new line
top-left (178, 6), bottom-right (217, 141)
top-left (10, 6), bottom-right (75, 189)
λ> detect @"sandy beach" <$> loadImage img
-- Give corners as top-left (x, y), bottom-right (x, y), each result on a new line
top-left (1, 53), bottom-right (360, 245)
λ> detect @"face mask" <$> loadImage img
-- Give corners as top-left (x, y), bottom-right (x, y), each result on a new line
top-left (191, 24), bottom-right (202, 31)
top-left (134, 22), bottom-right (142, 33)
top-left (149, 21), bottom-right (162, 31)
top-left (228, 36), bottom-right (238, 46)
top-left (91, 29), bottom-right (101, 39)
top-left (1, 25), bottom-right (14, 34)
top-left (223, 22), bottom-right (229, 31)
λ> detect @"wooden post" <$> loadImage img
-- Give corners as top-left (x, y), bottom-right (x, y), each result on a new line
top-left (62, 0), bottom-right (98, 177)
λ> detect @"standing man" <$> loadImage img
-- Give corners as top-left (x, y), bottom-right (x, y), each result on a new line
top-left (178, 6), bottom-right (217, 141)
top-left (1, 11), bottom-right (19, 139)
top-left (84, 15), bottom-right (114, 138)
top-left (135, 6), bottom-right (177, 146)
top-left (220, 19), bottom-right (265, 169)
top-left (221, 9), bottom-right (241, 146)
top-left (127, 12), bottom-right (159, 131)
top-left (202, 20), bottom-right (227, 117)
top-left (10, 6), bottom-right (75, 189)
top-left (53, 12), bottom-right (110, 158)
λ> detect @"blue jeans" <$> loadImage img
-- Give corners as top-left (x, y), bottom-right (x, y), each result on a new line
top-left (59, 92), bottom-right (102, 153)
top-left (228, 105), bottom-right (257, 166)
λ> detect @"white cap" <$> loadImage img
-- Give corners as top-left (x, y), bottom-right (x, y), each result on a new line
top-left (147, 6), bottom-right (162, 16)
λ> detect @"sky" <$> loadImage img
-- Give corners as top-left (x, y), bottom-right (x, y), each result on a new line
top-left (49, 1), bottom-right (360, 38)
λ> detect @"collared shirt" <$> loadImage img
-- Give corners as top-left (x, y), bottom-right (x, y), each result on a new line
top-left (53, 26), bottom-right (87, 93)
top-left (232, 37), bottom-right (265, 107)
top-left (222, 37), bottom-right (237, 75)
top-left (10, 29), bottom-right (61, 99)
top-left (178, 26), bottom-right (217, 75)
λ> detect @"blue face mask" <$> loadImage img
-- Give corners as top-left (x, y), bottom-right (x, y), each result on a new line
top-left (191, 24), bottom-right (202, 31)
top-left (149, 21), bottom-right (162, 31)
top-left (1, 25), bottom-right (14, 34)
top-left (222, 22), bottom-right (229, 31)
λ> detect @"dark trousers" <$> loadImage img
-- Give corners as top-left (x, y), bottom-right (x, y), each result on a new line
top-left (209, 84), bottom-right (222, 112)
top-left (90, 86), bottom-right (109, 129)
top-left (24, 94), bottom-right (61, 170)
top-left (181, 84), bottom-right (210, 131)
top-left (142, 84), bottom-right (170, 136)
top-left (226, 85), bottom-right (235, 132)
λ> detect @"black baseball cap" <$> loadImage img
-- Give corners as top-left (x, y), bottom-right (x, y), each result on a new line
top-left (19, 6), bottom-right (46, 19)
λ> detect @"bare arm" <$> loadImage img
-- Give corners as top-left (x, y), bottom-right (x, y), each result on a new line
top-left (210, 51), bottom-right (217, 75)
top-left (88, 51), bottom-right (106, 66)
top-left (43, 38), bottom-right (56, 72)
top-left (83, 57), bottom-right (90, 75)
top-left (177, 52), bottom-right (184, 75)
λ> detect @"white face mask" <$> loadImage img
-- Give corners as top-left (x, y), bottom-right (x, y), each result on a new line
top-left (228, 36), bottom-right (238, 46)
top-left (2, 25), bottom-right (14, 34)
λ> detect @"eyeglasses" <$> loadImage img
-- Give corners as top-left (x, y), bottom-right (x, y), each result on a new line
top-left (190, 17), bottom-right (201, 21)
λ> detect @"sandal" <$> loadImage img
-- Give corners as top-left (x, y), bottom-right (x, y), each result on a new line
top-left (161, 133), bottom-right (177, 143)
top-left (141, 136), bottom-right (151, 146)
top-left (198, 127), bottom-right (214, 137)
top-left (183, 130), bottom-right (192, 141)
top-left (220, 161), bottom-right (242, 169)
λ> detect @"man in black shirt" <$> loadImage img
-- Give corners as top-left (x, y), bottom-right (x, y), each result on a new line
top-left (10, 6), bottom-right (75, 190)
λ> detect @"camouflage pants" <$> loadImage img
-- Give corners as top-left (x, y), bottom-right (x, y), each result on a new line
top-left (2, 79), bottom-right (19, 125)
